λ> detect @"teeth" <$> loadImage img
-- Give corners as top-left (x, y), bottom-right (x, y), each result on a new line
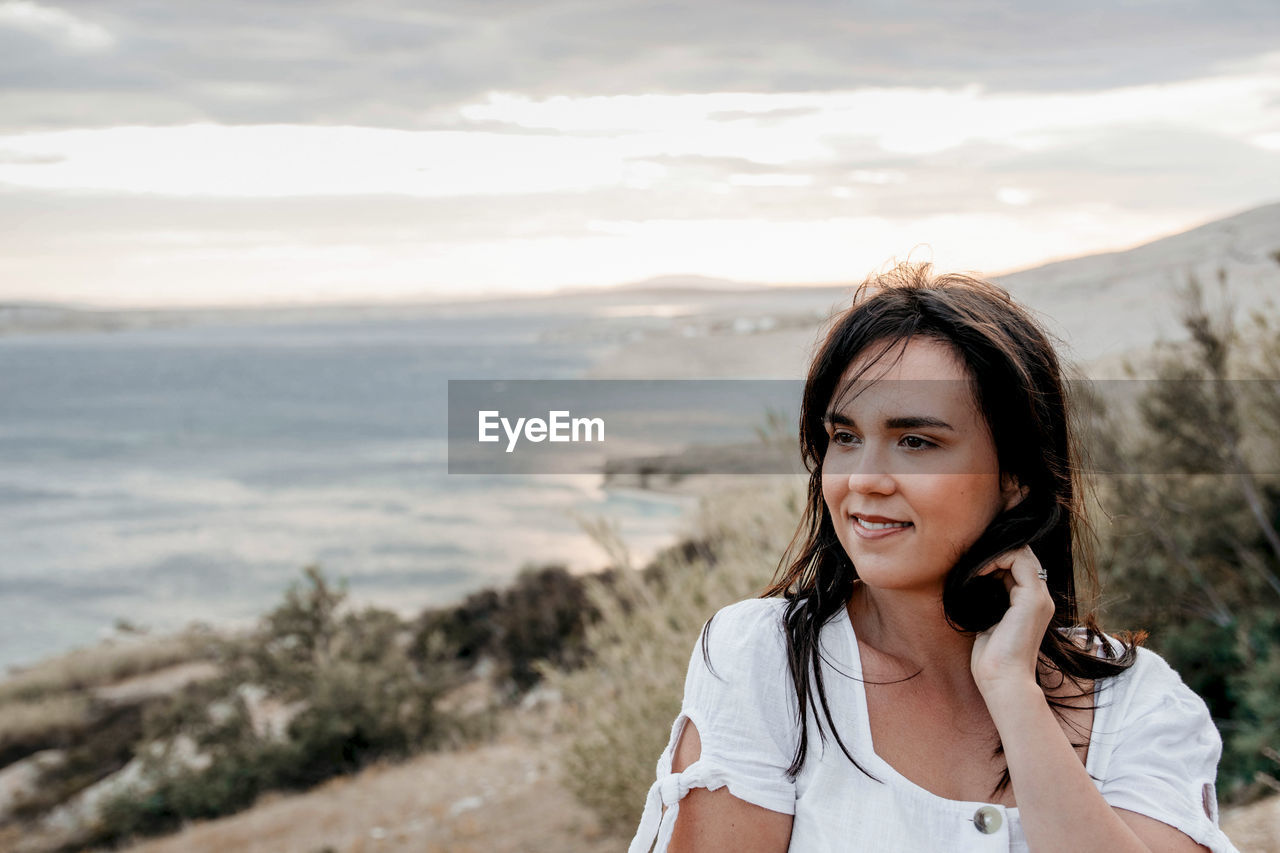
top-left (856, 517), bottom-right (910, 530)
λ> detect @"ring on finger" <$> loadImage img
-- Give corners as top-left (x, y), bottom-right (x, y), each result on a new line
top-left (1036, 567), bottom-right (1048, 582)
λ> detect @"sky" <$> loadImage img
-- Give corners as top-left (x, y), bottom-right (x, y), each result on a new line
top-left (1, 1), bottom-right (1279, 306)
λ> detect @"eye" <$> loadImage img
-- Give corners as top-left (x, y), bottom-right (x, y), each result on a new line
top-left (830, 429), bottom-right (859, 447)
top-left (900, 435), bottom-right (936, 450)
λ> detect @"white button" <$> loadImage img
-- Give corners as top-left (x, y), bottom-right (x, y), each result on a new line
top-left (973, 805), bottom-right (1003, 834)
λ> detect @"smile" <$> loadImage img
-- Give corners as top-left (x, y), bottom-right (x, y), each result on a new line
top-left (851, 515), bottom-right (913, 539)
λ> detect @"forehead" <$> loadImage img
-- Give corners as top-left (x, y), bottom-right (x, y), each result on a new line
top-left (828, 338), bottom-right (980, 419)
top-left (845, 337), bottom-right (967, 380)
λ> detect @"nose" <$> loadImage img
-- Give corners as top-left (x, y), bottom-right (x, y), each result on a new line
top-left (844, 445), bottom-right (897, 496)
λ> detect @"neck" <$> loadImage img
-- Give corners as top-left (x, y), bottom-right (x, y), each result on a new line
top-left (847, 582), bottom-right (977, 689)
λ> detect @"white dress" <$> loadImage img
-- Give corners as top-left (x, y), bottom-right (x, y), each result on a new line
top-left (630, 597), bottom-right (1240, 853)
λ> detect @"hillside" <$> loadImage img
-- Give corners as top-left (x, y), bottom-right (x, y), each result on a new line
top-left (997, 201), bottom-right (1280, 365)
top-left (579, 201), bottom-right (1280, 379)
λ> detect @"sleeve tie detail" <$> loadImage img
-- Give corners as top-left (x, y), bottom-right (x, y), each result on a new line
top-left (628, 760), bottom-right (728, 853)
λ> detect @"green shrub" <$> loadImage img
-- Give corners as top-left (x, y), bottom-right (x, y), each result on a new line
top-left (92, 566), bottom-right (450, 844)
top-left (411, 563), bottom-right (596, 693)
top-left (1091, 273), bottom-right (1280, 797)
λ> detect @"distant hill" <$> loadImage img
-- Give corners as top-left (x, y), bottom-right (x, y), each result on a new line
top-left (994, 202), bottom-right (1280, 364)
top-left (561, 201), bottom-right (1280, 365)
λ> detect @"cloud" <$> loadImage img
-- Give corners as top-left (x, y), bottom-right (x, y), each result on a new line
top-left (0, 187), bottom-right (610, 247)
top-left (8, 71), bottom-right (1274, 205)
top-left (707, 106), bottom-right (825, 126)
top-left (0, 147), bottom-right (63, 164)
top-left (0, 1), bottom-right (114, 52)
top-left (1, 1), bottom-right (1278, 131)
top-left (2, 113), bottom-right (1276, 305)
top-left (0, 124), bottom-right (644, 197)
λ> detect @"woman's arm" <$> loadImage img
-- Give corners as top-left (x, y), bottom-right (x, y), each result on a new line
top-left (666, 720), bottom-right (794, 853)
top-left (981, 677), bottom-right (1208, 853)
top-left (971, 546), bottom-right (1211, 853)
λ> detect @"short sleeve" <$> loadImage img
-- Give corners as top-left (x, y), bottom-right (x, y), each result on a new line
top-left (628, 597), bottom-right (799, 853)
top-left (1095, 647), bottom-right (1240, 853)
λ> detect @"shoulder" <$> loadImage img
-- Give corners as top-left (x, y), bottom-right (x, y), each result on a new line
top-left (704, 597), bottom-right (789, 646)
top-left (1103, 641), bottom-right (1211, 723)
top-left (675, 597), bottom-right (800, 781)
top-left (1093, 642), bottom-right (1233, 848)
top-left (1089, 636), bottom-right (1217, 746)
top-left (690, 597), bottom-right (790, 684)
top-left (1127, 644), bottom-right (1190, 689)
top-left (1093, 641), bottom-right (1220, 778)
top-left (683, 597), bottom-right (793, 703)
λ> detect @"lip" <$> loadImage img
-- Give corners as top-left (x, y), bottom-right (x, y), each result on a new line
top-left (850, 514), bottom-right (913, 540)
top-left (854, 513), bottom-right (908, 524)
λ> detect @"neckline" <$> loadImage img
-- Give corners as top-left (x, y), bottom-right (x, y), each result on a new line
top-left (836, 603), bottom-right (1112, 815)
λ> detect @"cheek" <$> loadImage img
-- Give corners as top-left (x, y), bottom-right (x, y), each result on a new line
top-left (821, 474), bottom-right (845, 515)
top-left (936, 476), bottom-right (1004, 532)
top-left (924, 483), bottom-right (997, 566)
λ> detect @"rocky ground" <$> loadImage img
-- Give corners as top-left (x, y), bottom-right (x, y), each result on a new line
top-left (101, 701), bottom-right (626, 853)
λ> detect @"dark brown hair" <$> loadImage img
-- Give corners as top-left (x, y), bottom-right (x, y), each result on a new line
top-left (755, 262), bottom-right (1138, 793)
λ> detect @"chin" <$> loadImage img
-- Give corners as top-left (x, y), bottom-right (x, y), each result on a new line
top-left (851, 560), bottom-right (950, 594)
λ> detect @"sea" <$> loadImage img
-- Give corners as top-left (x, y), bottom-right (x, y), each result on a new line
top-left (0, 309), bottom-right (696, 671)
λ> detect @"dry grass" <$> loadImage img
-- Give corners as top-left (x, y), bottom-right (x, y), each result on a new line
top-left (0, 632), bottom-right (217, 706)
top-left (550, 473), bottom-right (806, 834)
top-left (0, 631), bottom-right (221, 769)
top-left (89, 661), bottom-right (222, 705)
top-left (0, 693), bottom-right (92, 751)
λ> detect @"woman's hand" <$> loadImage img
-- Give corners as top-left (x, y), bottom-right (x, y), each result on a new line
top-left (967, 548), bottom-right (1210, 853)
top-left (969, 545), bottom-right (1055, 700)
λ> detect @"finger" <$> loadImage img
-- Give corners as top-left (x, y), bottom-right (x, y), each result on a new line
top-left (973, 544), bottom-right (1031, 579)
top-left (970, 564), bottom-right (1016, 598)
top-left (1000, 545), bottom-right (1043, 590)
top-left (973, 552), bottom-right (1014, 577)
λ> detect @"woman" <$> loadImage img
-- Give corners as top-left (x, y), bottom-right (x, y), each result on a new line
top-left (629, 264), bottom-right (1238, 852)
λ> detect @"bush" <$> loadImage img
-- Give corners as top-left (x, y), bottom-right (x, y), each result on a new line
top-left (549, 475), bottom-right (805, 835)
top-left (1090, 273), bottom-right (1280, 797)
top-left (93, 566), bottom-right (450, 844)
top-left (411, 563), bottom-right (596, 693)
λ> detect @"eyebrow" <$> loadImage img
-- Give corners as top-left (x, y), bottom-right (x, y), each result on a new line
top-left (823, 411), bottom-right (956, 431)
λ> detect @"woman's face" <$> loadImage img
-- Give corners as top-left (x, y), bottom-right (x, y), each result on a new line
top-left (820, 336), bottom-right (1022, 594)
